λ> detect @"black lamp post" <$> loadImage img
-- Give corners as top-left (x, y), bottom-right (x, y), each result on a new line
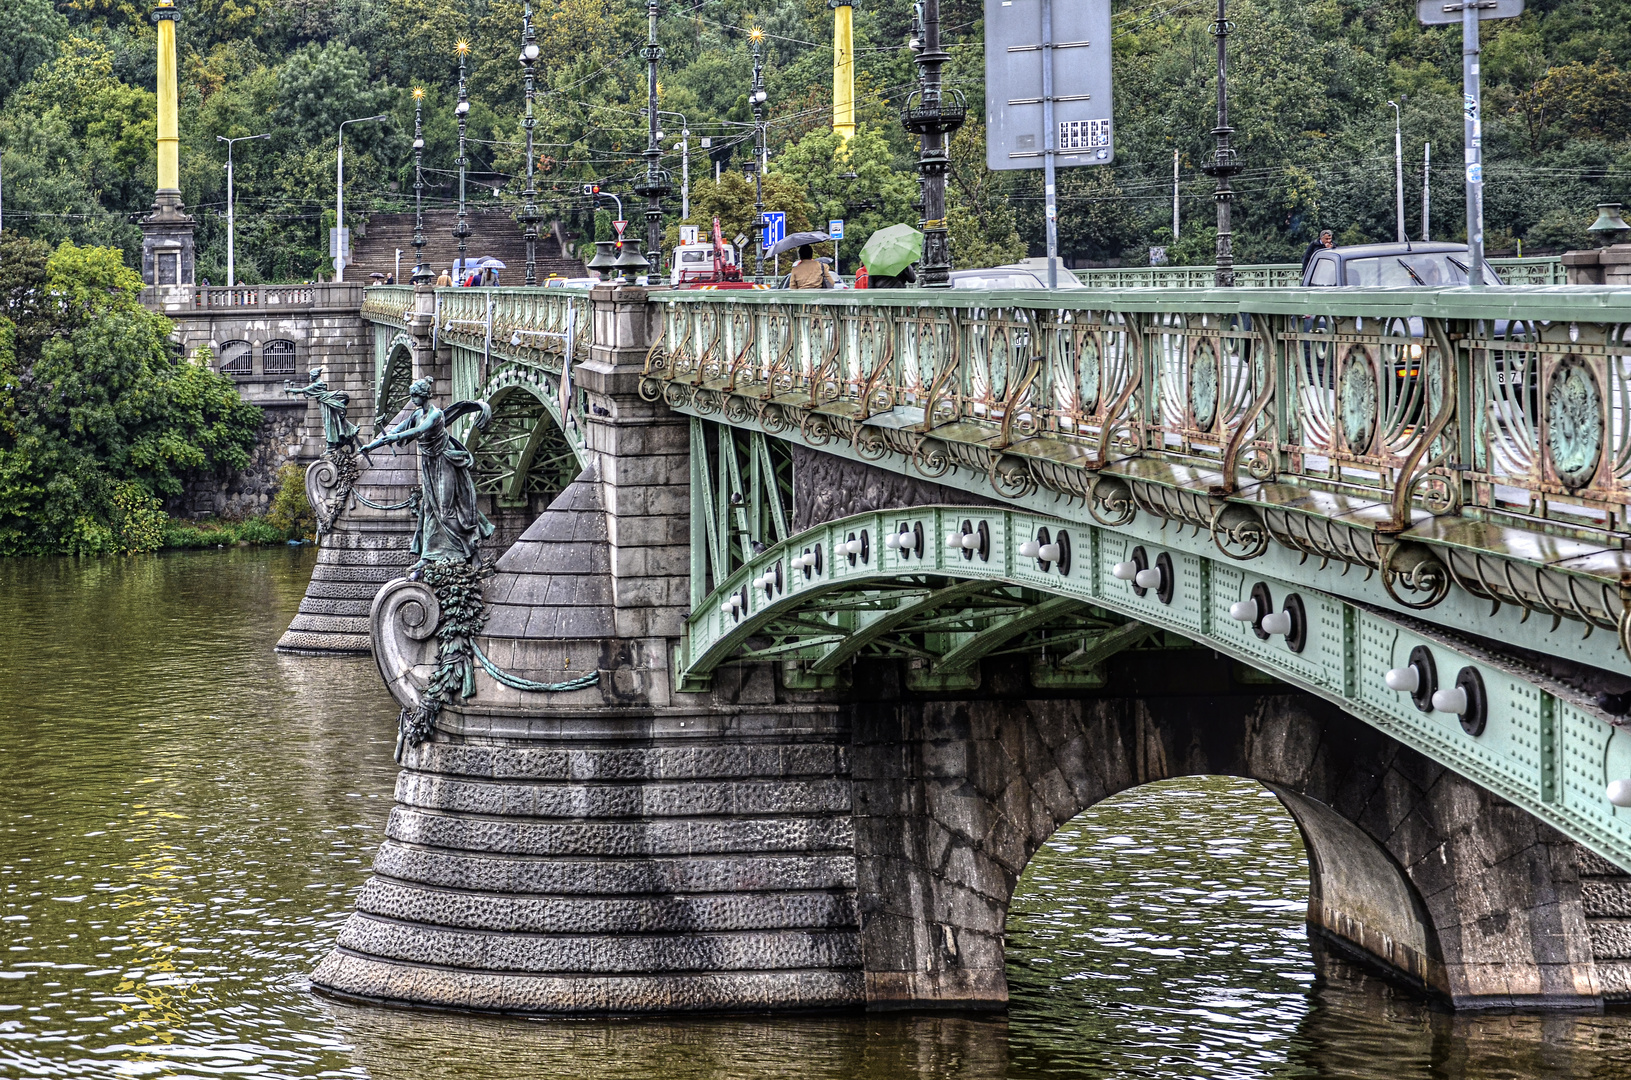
top-left (519, 2), bottom-right (542, 285)
top-left (453, 39), bottom-right (471, 280)
top-left (902, 0), bottom-right (965, 287)
top-left (749, 26), bottom-right (768, 284)
top-left (632, 0), bottom-right (671, 274)
top-left (1200, 0), bottom-right (1241, 287)
top-left (410, 87), bottom-right (432, 284)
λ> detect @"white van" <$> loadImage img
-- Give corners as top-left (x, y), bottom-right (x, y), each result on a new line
top-left (671, 242), bottom-right (741, 285)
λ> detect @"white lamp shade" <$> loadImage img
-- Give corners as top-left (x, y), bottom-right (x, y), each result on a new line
top-left (1607, 779), bottom-right (1631, 808)
top-left (1431, 686), bottom-right (1468, 715)
top-left (1228, 600), bottom-right (1258, 622)
top-left (1018, 541), bottom-right (1041, 558)
top-left (884, 533), bottom-right (901, 549)
top-left (1260, 611), bottom-right (1293, 636)
top-left (1038, 543), bottom-right (1061, 562)
top-left (960, 533), bottom-right (979, 550)
top-left (1134, 567), bottom-right (1162, 589)
top-left (1111, 561), bottom-right (1138, 581)
top-left (1384, 666), bottom-right (1419, 693)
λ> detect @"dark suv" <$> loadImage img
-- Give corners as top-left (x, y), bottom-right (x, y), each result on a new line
top-left (1301, 241), bottom-right (1505, 287)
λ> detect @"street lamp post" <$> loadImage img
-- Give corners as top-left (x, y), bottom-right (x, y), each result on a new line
top-left (1200, 0), bottom-right (1242, 288)
top-left (902, 0), bottom-right (964, 287)
top-left (335, 114), bottom-right (388, 282)
top-left (454, 40), bottom-right (472, 280)
top-left (1388, 100), bottom-right (1405, 243)
top-left (519, 2), bottom-right (543, 285)
top-left (217, 132), bottom-right (269, 287)
top-left (411, 87), bottom-right (430, 284)
top-left (749, 27), bottom-right (768, 284)
top-left (659, 111), bottom-right (690, 221)
top-left (633, 0), bottom-right (672, 270)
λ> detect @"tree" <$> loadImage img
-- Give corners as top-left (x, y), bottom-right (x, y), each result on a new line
top-left (947, 123), bottom-right (1025, 268)
top-left (0, 239), bottom-right (262, 555)
top-left (773, 124), bottom-right (916, 270)
top-left (668, 172), bottom-right (813, 260)
top-left (0, 0), bottom-right (68, 109)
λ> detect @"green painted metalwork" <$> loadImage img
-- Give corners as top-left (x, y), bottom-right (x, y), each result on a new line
top-left (679, 503), bottom-right (1631, 870)
top-left (1074, 256), bottom-right (1564, 289)
top-left (1546, 356), bottom-right (1603, 490)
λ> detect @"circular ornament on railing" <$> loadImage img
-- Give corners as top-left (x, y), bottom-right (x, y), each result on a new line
top-left (1545, 356), bottom-right (1602, 490)
top-left (1190, 340), bottom-right (1219, 431)
top-left (1338, 347), bottom-right (1378, 454)
top-left (1078, 333), bottom-right (1102, 412)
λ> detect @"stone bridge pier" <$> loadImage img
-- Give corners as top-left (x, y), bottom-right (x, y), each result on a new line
top-left (311, 285), bottom-right (1631, 1015)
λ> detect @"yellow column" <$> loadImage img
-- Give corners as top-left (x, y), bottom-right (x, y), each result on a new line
top-left (833, 1), bottom-right (854, 140)
top-left (155, 2), bottom-right (180, 192)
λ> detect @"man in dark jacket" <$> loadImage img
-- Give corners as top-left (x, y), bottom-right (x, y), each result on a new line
top-left (1301, 229), bottom-right (1334, 271)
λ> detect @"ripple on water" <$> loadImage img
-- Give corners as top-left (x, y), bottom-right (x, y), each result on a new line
top-left (5, 552), bottom-right (1631, 1079)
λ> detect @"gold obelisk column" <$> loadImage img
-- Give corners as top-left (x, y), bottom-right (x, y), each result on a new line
top-left (141, 0), bottom-right (195, 287)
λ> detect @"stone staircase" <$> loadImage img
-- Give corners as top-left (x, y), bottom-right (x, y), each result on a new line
top-left (1579, 846), bottom-right (1631, 1001)
top-left (350, 210), bottom-right (585, 283)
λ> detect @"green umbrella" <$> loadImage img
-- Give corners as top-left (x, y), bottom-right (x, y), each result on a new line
top-left (858, 224), bottom-right (924, 278)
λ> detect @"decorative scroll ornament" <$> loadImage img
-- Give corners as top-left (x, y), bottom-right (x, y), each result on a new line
top-left (372, 559), bottom-right (602, 762)
top-left (1545, 356), bottom-right (1602, 490)
top-left (1338, 347), bottom-right (1378, 454)
top-left (1190, 340), bottom-right (1219, 431)
top-left (1209, 502), bottom-right (1270, 561)
top-left (1088, 475), bottom-right (1136, 527)
top-left (305, 447), bottom-right (360, 536)
top-left (1377, 539), bottom-right (1452, 610)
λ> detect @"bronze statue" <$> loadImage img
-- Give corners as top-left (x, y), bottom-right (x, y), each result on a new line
top-left (284, 368), bottom-right (359, 452)
top-left (360, 378), bottom-right (494, 569)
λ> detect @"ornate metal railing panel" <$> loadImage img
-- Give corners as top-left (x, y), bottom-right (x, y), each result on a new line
top-left (1075, 257), bottom-right (1563, 289)
top-left (639, 287), bottom-right (1631, 666)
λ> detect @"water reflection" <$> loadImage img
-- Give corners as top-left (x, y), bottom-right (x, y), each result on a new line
top-left (3, 552), bottom-right (1631, 1078)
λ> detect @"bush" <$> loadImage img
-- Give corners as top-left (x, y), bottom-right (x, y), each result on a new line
top-left (236, 518), bottom-right (286, 544)
top-left (111, 482), bottom-right (166, 554)
top-left (266, 462), bottom-right (315, 539)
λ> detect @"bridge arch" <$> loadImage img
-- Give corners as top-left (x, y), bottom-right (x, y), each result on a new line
top-left (376, 334), bottom-right (416, 432)
top-left (467, 373), bottom-right (582, 509)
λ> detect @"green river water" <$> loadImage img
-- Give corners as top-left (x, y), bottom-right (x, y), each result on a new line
top-left (4, 549), bottom-right (1631, 1079)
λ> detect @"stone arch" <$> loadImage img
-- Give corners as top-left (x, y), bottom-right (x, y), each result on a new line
top-left (851, 649), bottom-right (1599, 1011)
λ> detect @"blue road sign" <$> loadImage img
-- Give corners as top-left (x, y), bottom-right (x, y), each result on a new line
top-left (763, 211), bottom-right (786, 248)
top-left (829, 219), bottom-right (845, 240)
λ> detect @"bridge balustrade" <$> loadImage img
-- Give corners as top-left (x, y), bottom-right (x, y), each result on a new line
top-left (1074, 257), bottom-right (1564, 288)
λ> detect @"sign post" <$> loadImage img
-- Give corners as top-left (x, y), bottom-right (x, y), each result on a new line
top-left (829, 219), bottom-right (844, 276)
top-left (763, 211), bottom-right (786, 278)
top-left (1417, 0), bottom-right (1523, 290)
top-left (985, 0), bottom-right (1113, 289)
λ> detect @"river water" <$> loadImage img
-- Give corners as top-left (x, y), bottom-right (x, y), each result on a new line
top-left (4, 550), bottom-right (1631, 1079)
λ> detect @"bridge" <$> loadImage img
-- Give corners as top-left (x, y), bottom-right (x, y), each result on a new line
top-left (304, 278), bottom-right (1631, 1016)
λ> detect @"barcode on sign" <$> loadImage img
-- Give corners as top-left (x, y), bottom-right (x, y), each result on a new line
top-left (1059, 118), bottom-right (1111, 151)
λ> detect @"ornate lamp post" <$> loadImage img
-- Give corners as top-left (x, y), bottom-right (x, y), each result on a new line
top-left (1200, 0), bottom-right (1242, 287)
top-left (454, 40), bottom-right (472, 280)
top-left (411, 87), bottom-right (431, 284)
top-left (749, 26), bottom-right (767, 284)
top-left (632, 0), bottom-right (671, 272)
top-left (519, 2), bottom-right (542, 285)
top-left (902, 0), bottom-right (964, 287)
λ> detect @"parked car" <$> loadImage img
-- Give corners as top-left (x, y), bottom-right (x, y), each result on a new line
top-left (949, 265), bottom-right (1086, 290)
top-left (1301, 241), bottom-right (1505, 288)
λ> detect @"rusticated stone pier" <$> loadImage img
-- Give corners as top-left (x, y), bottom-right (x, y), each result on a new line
top-left (312, 284), bottom-right (1629, 1015)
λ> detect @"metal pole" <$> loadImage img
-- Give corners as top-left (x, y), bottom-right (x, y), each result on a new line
top-left (1173, 149), bottom-right (1180, 242)
top-left (636, 0), bottom-right (670, 268)
top-left (335, 133), bottom-right (345, 281)
top-left (412, 88), bottom-right (428, 283)
top-left (1388, 100), bottom-right (1405, 242)
top-left (1422, 141), bottom-right (1430, 242)
top-left (908, 0), bottom-right (962, 287)
top-left (1203, 0), bottom-right (1240, 287)
top-left (682, 131), bottom-right (690, 219)
top-left (520, 2), bottom-right (541, 285)
top-left (751, 28), bottom-right (766, 284)
top-left (1041, 0), bottom-right (1058, 289)
top-left (1463, 2), bottom-right (1485, 289)
top-left (455, 40), bottom-right (471, 280)
top-left (833, 1), bottom-right (855, 140)
top-left (225, 140), bottom-right (234, 287)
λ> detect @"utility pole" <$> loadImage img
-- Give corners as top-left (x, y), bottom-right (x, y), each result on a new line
top-left (833, 1), bottom-right (855, 140)
top-left (411, 87), bottom-right (430, 284)
top-left (680, 128), bottom-right (690, 218)
top-left (1422, 142), bottom-right (1431, 241)
top-left (519, 1), bottom-right (542, 285)
top-left (750, 27), bottom-right (767, 284)
top-left (904, 0), bottom-right (964, 287)
top-left (454, 40), bottom-right (472, 279)
top-left (1201, 0), bottom-right (1240, 287)
top-left (217, 132), bottom-right (269, 287)
top-left (634, 0), bottom-right (671, 269)
top-left (1388, 100), bottom-right (1405, 242)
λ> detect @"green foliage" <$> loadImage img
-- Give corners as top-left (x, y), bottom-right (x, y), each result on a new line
top-left (773, 124), bottom-right (918, 269)
top-left (111, 481), bottom-right (165, 554)
top-left (0, 236), bottom-right (263, 556)
top-left (266, 462), bottom-right (316, 540)
top-left (161, 514), bottom-right (294, 549)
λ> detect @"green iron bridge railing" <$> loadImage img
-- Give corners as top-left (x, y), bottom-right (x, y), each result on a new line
top-left (1074, 256), bottom-right (1566, 288)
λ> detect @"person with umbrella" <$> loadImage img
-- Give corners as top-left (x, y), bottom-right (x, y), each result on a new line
top-left (789, 244), bottom-right (835, 289)
top-left (858, 223), bottom-right (923, 288)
